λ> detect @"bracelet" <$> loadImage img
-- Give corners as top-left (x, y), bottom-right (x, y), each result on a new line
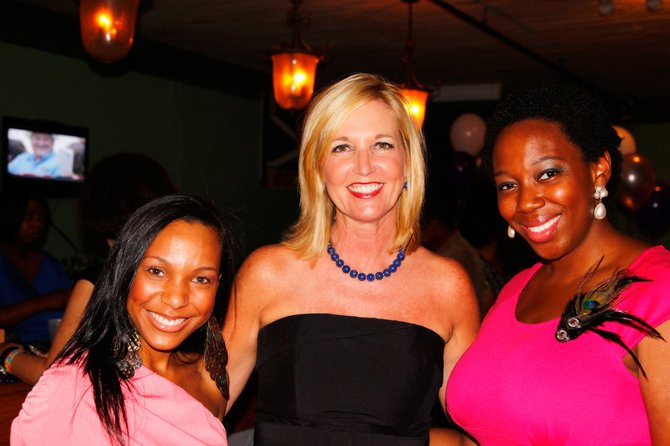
top-left (0, 346), bottom-right (20, 375)
top-left (0, 346), bottom-right (19, 366)
top-left (4, 348), bottom-right (26, 375)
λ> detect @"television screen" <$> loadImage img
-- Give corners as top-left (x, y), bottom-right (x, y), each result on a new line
top-left (2, 117), bottom-right (89, 197)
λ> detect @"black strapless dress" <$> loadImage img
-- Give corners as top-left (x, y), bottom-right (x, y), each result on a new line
top-left (254, 314), bottom-right (445, 446)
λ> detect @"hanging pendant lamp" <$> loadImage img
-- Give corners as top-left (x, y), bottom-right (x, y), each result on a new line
top-left (80, 0), bottom-right (140, 63)
top-left (271, 0), bottom-right (322, 110)
top-left (400, 0), bottom-right (429, 127)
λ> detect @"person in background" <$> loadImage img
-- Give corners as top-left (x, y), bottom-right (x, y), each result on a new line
top-left (11, 194), bottom-right (236, 446)
top-left (8, 132), bottom-right (68, 178)
top-left (447, 83), bottom-right (670, 445)
top-left (224, 73), bottom-right (479, 445)
top-left (0, 193), bottom-right (70, 345)
top-left (422, 192), bottom-right (490, 317)
top-left (0, 152), bottom-right (176, 384)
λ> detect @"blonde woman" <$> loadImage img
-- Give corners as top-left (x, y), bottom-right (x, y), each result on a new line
top-left (224, 73), bottom-right (479, 445)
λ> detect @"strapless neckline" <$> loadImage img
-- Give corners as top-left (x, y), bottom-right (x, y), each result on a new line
top-left (260, 313), bottom-right (444, 344)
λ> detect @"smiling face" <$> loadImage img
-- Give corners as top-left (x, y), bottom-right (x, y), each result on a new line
top-left (30, 132), bottom-right (54, 159)
top-left (493, 119), bottom-right (606, 261)
top-left (322, 99), bottom-right (406, 225)
top-left (127, 219), bottom-right (221, 361)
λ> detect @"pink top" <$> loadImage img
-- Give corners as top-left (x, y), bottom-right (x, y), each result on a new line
top-left (447, 246), bottom-right (670, 445)
top-left (11, 363), bottom-right (227, 446)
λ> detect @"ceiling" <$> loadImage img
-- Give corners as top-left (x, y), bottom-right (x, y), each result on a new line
top-left (10, 0), bottom-right (670, 114)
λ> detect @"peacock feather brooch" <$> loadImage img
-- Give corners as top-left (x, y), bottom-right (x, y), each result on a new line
top-left (555, 257), bottom-right (664, 377)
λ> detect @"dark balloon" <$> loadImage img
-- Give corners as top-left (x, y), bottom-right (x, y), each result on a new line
top-left (445, 151), bottom-right (477, 188)
top-left (636, 181), bottom-right (670, 240)
top-left (617, 154), bottom-right (656, 212)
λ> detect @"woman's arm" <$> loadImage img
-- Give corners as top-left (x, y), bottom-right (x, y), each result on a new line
top-left (222, 247), bottom-right (275, 412)
top-left (45, 279), bottom-right (94, 364)
top-left (638, 318), bottom-right (670, 445)
top-left (438, 260), bottom-right (480, 411)
top-left (0, 279), bottom-right (93, 385)
top-left (0, 342), bottom-right (45, 384)
top-left (427, 254), bottom-right (480, 445)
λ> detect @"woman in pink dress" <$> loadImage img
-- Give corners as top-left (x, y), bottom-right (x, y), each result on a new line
top-left (447, 83), bottom-right (670, 445)
top-left (11, 194), bottom-right (236, 445)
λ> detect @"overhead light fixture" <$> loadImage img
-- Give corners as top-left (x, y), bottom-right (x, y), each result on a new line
top-left (80, 0), bottom-right (140, 63)
top-left (271, 0), bottom-right (322, 110)
top-left (400, 0), bottom-right (430, 127)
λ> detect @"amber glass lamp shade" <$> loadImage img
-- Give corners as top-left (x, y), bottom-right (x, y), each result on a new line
top-left (80, 0), bottom-right (140, 63)
top-left (271, 52), bottom-right (320, 110)
top-left (401, 88), bottom-right (428, 127)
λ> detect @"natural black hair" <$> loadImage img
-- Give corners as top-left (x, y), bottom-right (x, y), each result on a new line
top-left (0, 192), bottom-right (51, 247)
top-left (57, 193), bottom-right (237, 445)
top-left (78, 152), bottom-right (177, 242)
top-left (481, 82), bottom-right (623, 196)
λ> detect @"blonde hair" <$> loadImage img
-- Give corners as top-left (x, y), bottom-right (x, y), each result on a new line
top-left (283, 73), bottom-right (426, 260)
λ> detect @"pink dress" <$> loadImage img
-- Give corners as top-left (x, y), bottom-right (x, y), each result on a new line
top-left (446, 246), bottom-right (670, 445)
top-left (11, 363), bottom-right (227, 446)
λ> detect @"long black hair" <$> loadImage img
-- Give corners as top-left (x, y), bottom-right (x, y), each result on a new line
top-left (57, 193), bottom-right (238, 445)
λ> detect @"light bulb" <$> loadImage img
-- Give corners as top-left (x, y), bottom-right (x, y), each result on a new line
top-left (80, 0), bottom-right (140, 63)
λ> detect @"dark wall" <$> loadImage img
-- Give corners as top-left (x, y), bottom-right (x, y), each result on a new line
top-left (0, 40), bottom-right (298, 264)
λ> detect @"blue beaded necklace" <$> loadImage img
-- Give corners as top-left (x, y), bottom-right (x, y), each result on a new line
top-left (327, 242), bottom-right (405, 282)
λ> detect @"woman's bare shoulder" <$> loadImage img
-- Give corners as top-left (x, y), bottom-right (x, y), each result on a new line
top-left (240, 243), bottom-right (297, 270)
top-left (235, 244), bottom-right (301, 290)
top-left (410, 246), bottom-right (479, 316)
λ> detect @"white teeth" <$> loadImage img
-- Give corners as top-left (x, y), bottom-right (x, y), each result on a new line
top-left (348, 183), bottom-right (382, 193)
top-left (527, 216), bottom-right (560, 233)
top-left (149, 311), bottom-right (186, 326)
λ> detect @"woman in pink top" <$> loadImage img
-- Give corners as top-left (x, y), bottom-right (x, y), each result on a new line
top-left (11, 194), bottom-right (236, 445)
top-left (447, 83), bottom-right (670, 445)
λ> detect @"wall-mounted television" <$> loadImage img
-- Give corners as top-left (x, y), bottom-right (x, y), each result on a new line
top-left (1, 117), bottom-right (89, 197)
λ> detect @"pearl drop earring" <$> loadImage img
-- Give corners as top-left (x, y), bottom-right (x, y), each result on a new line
top-left (507, 225), bottom-right (515, 238)
top-left (593, 185), bottom-right (608, 220)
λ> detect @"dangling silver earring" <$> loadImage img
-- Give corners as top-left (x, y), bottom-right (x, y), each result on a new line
top-left (115, 328), bottom-right (142, 378)
top-left (507, 225), bottom-right (515, 238)
top-left (593, 185), bottom-right (608, 220)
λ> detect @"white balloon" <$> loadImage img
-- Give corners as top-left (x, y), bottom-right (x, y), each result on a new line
top-left (450, 113), bottom-right (486, 157)
top-left (613, 125), bottom-right (637, 155)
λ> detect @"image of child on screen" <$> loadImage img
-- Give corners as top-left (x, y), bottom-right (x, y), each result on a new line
top-left (8, 132), bottom-right (72, 178)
